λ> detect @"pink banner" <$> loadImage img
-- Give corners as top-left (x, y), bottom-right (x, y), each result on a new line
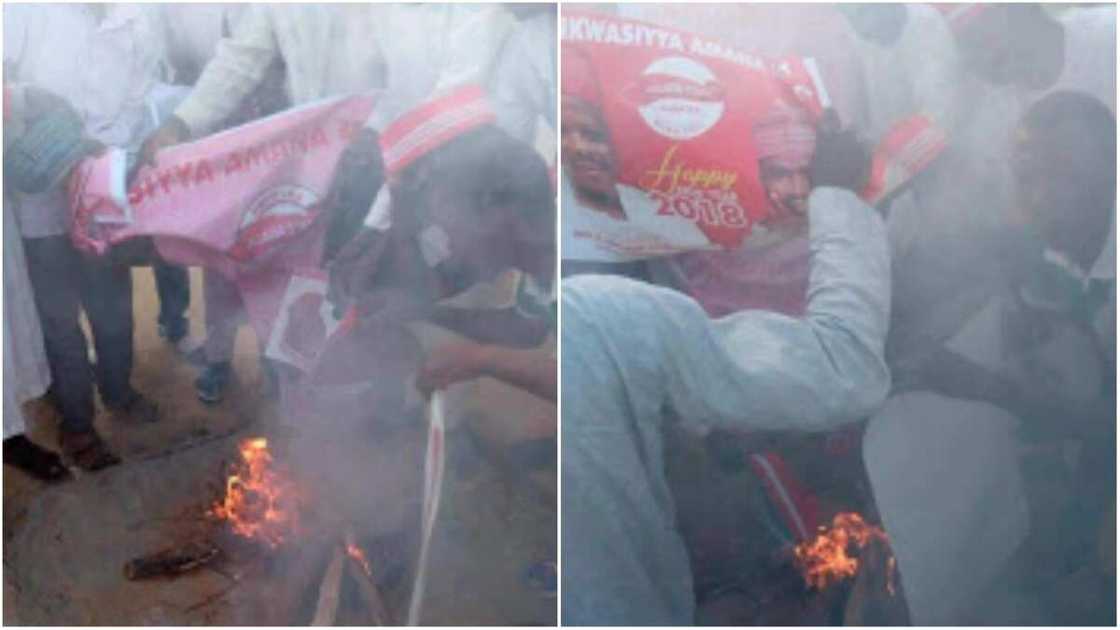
top-left (68, 94), bottom-right (382, 412)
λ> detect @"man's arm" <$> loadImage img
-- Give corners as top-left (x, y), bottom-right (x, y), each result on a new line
top-left (418, 340), bottom-right (556, 402)
top-left (563, 187), bottom-right (891, 432)
top-left (171, 5), bottom-right (279, 137)
top-left (427, 305), bottom-right (551, 348)
top-left (489, 14), bottom-right (555, 144)
top-left (362, 5), bottom-right (516, 131)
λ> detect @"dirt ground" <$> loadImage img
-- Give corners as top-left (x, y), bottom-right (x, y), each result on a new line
top-left (3, 267), bottom-right (557, 625)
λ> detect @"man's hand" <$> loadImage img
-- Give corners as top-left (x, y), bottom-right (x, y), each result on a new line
top-left (418, 338), bottom-right (558, 402)
top-left (810, 109), bottom-right (871, 194)
top-left (134, 115), bottom-right (190, 179)
top-left (417, 340), bottom-right (493, 395)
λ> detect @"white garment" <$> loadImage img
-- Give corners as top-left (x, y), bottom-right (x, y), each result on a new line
top-left (847, 4), bottom-right (962, 140)
top-left (490, 10), bottom-right (557, 144)
top-left (3, 3), bottom-right (171, 237)
top-left (173, 4), bottom-right (517, 136)
top-left (562, 188), bottom-right (891, 624)
top-left (3, 201), bottom-right (51, 439)
top-left (160, 3), bottom-right (248, 80)
top-left (850, 12), bottom-right (1113, 625)
top-left (871, 225), bottom-right (1113, 625)
top-left (1054, 5), bottom-right (1116, 113)
top-left (843, 4), bottom-right (962, 259)
top-left (863, 392), bottom-right (1029, 626)
top-left (560, 177), bottom-right (712, 262)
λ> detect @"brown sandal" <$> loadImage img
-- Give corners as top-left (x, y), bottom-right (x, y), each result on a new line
top-left (59, 429), bottom-right (121, 471)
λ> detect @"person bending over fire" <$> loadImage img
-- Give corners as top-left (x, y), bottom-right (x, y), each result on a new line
top-left (560, 117), bottom-right (890, 624)
top-left (318, 87), bottom-right (557, 408)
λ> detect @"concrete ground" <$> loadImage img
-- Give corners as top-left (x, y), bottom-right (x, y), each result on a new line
top-left (3, 267), bottom-right (556, 625)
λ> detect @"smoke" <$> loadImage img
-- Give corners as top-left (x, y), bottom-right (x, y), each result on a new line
top-left (570, 3), bottom-right (1115, 625)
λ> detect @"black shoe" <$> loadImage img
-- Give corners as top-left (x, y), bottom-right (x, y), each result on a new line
top-left (58, 428), bottom-right (122, 471)
top-left (196, 362), bottom-right (232, 405)
top-left (158, 316), bottom-right (189, 343)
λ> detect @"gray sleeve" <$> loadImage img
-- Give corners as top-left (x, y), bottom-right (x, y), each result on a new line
top-left (563, 187), bottom-right (891, 432)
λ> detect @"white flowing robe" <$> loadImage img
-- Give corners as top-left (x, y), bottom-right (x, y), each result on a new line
top-left (3, 201), bottom-right (51, 439)
top-left (562, 188), bottom-right (891, 624)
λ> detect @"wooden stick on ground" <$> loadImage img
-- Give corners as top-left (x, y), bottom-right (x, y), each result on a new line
top-left (311, 545), bottom-right (347, 626)
top-left (123, 540), bottom-right (220, 580)
top-left (344, 528), bottom-right (393, 625)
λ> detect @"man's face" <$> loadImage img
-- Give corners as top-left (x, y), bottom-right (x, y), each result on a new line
top-left (759, 158), bottom-right (811, 220)
top-left (561, 96), bottom-right (618, 201)
top-left (416, 182), bottom-right (508, 294)
top-left (416, 177), bottom-right (551, 296)
top-left (1011, 125), bottom-right (1085, 259)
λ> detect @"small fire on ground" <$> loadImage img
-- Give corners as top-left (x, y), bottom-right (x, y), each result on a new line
top-left (210, 437), bottom-right (304, 548)
top-left (793, 512), bottom-right (897, 594)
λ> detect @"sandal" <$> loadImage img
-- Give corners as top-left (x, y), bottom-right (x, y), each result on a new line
top-left (59, 429), bottom-right (121, 471)
top-left (3, 435), bottom-right (72, 482)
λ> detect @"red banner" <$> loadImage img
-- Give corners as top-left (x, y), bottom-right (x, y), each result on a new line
top-left (560, 10), bottom-right (830, 261)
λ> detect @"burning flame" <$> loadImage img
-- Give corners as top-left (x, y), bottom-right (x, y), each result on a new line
top-left (346, 543), bottom-right (373, 578)
top-left (793, 512), bottom-right (896, 593)
top-left (210, 437), bottom-right (302, 548)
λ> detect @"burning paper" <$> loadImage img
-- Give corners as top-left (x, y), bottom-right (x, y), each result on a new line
top-left (793, 512), bottom-right (896, 592)
top-left (210, 438), bottom-right (304, 548)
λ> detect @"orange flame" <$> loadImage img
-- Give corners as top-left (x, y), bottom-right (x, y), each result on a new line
top-left (793, 512), bottom-right (896, 592)
top-left (210, 437), bottom-right (302, 548)
top-left (346, 543), bottom-right (373, 577)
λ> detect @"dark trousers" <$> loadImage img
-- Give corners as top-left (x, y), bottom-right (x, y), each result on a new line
top-left (23, 235), bottom-right (137, 431)
top-left (153, 259), bottom-right (189, 329)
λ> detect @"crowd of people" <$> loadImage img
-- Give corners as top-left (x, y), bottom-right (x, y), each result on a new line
top-left (3, 3), bottom-right (558, 482)
top-left (2, 1), bottom-right (1115, 626)
top-left (560, 3), bottom-right (1115, 626)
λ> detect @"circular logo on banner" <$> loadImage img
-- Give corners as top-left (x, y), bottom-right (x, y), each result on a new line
top-left (633, 57), bottom-right (726, 140)
top-left (230, 185), bottom-right (319, 262)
